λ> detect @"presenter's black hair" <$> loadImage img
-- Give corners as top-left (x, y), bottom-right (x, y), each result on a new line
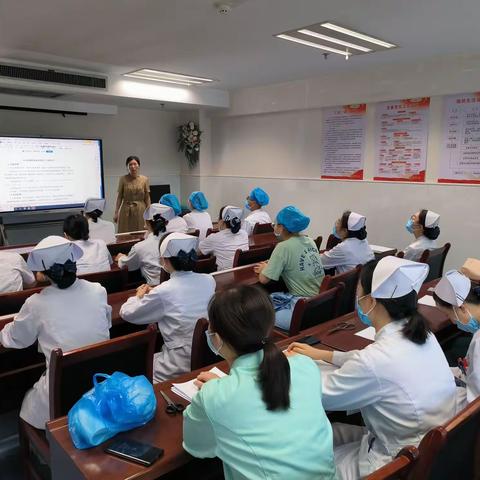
top-left (219, 206), bottom-right (242, 234)
top-left (126, 155), bottom-right (140, 166)
top-left (360, 260), bottom-right (430, 344)
top-left (418, 209), bottom-right (440, 240)
top-left (208, 285), bottom-right (291, 411)
top-left (341, 210), bottom-right (367, 240)
top-left (64, 214), bottom-right (89, 241)
top-left (158, 233), bottom-right (196, 271)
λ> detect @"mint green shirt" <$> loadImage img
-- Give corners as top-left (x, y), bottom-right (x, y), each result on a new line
top-left (183, 352), bottom-right (336, 480)
top-left (262, 236), bottom-right (325, 297)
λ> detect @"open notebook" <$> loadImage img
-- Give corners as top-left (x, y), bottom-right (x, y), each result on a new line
top-left (171, 367), bottom-right (227, 402)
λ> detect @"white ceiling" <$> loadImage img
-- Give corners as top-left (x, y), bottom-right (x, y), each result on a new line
top-left (0, 0), bottom-right (480, 91)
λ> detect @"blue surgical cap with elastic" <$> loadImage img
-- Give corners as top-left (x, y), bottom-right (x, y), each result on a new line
top-left (276, 206), bottom-right (310, 233)
top-left (189, 191), bottom-right (208, 211)
top-left (160, 194), bottom-right (181, 216)
top-left (249, 187), bottom-right (269, 207)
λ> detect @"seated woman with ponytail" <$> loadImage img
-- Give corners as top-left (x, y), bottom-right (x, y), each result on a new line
top-left (320, 210), bottom-right (374, 274)
top-left (403, 209), bottom-right (441, 261)
top-left (183, 285), bottom-right (336, 480)
top-left (64, 214), bottom-right (112, 274)
top-left (120, 233), bottom-right (216, 382)
top-left (198, 205), bottom-right (249, 270)
top-left (433, 264), bottom-right (480, 410)
top-left (0, 236), bottom-right (111, 430)
top-left (288, 257), bottom-right (456, 480)
top-left (116, 203), bottom-right (173, 286)
top-left (84, 198), bottom-right (116, 244)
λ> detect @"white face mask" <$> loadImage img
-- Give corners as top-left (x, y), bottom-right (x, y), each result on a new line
top-left (205, 331), bottom-right (223, 357)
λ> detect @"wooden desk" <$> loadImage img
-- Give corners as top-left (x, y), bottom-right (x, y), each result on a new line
top-left (46, 315), bottom-right (366, 480)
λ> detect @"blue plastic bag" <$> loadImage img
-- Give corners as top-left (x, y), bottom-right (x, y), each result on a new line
top-left (68, 372), bottom-right (157, 449)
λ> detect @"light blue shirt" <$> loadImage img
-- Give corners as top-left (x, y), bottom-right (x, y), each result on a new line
top-left (183, 351), bottom-right (337, 480)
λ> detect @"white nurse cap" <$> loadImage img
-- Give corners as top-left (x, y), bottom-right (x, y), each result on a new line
top-left (434, 270), bottom-right (471, 307)
top-left (424, 210), bottom-right (440, 228)
top-left (143, 203), bottom-right (175, 221)
top-left (160, 233), bottom-right (198, 258)
top-left (27, 236), bottom-right (83, 271)
top-left (84, 198), bottom-right (106, 213)
top-left (222, 205), bottom-right (243, 222)
top-left (371, 256), bottom-right (429, 299)
top-left (348, 212), bottom-right (366, 231)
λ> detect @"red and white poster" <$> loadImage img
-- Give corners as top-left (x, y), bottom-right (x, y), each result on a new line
top-left (438, 92), bottom-right (480, 184)
top-left (321, 104), bottom-right (366, 180)
top-left (374, 98), bottom-right (430, 182)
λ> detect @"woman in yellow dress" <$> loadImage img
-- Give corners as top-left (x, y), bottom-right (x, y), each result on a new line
top-left (114, 156), bottom-right (151, 233)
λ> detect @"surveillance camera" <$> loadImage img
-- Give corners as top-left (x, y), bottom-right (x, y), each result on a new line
top-left (216, 3), bottom-right (232, 14)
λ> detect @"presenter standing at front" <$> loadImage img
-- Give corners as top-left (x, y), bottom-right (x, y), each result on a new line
top-left (114, 156), bottom-right (151, 233)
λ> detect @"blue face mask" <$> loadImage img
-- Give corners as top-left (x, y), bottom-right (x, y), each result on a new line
top-left (356, 296), bottom-right (374, 327)
top-left (332, 225), bottom-right (342, 240)
top-left (453, 308), bottom-right (480, 334)
top-left (205, 331), bottom-right (223, 356)
top-left (405, 218), bottom-right (415, 234)
top-left (245, 200), bottom-right (251, 211)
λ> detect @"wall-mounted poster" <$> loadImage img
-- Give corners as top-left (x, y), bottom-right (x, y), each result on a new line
top-left (374, 98), bottom-right (430, 182)
top-left (321, 104), bottom-right (366, 180)
top-left (438, 92), bottom-right (480, 184)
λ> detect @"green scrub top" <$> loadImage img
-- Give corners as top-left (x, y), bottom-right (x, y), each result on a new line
top-left (183, 351), bottom-right (337, 480)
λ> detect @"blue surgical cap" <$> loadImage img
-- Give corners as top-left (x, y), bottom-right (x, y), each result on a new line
top-left (189, 191), bottom-right (208, 211)
top-left (160, 194), bottom-right (181, 216)
top-left (249, 187), bottom-right (269, 207)
top-left (276, 206), bottom-right (310, 233)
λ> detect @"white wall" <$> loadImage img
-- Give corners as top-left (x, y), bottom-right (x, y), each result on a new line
top-left (0, 106), bottom-right (189, 221)
top-left (182, 55), bottom-right (480, 271)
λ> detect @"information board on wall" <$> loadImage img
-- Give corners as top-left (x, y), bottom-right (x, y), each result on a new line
top-left (374, 98), bottom-right (430, 182)
top-left (438, 92), bottom-right (480, 184)
top-left (321, 104), bottom-right (366, 180)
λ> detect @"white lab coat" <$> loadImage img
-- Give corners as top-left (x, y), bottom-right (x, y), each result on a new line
top-left (183, 210), bottom-right (213, 240)
top-left (403, 236), bottom-right (438, 261)
top-left (120, 271), bottom-right (216, 382)
top-left (118, 232), bottom-right (161, 286)
top-left (88, 218), bottom-right (116, 244)
top-left (319, 321), bottom-right (456, 479)
top-left (242, 209), bottom-right (272, 236)
top-left (320, 238), bottom-right (375, 274)
top-left (199, 229), bottom-right (249, 271)
top-left (0, 252), bottom-right (35, 293)
top-left (73, 239), bottom-right (112, 274)
top-left (166, 216), bottom-right (189, 233)
top-left (0, 279), bottom-right (111, 429)
top-left (453, 329), bottom-right (480, 412)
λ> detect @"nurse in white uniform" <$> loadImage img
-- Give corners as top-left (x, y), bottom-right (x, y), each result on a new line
top-left (120, 233), bottom-right (216, 382)
top-left (63, 214), bottom-right (112, 274)
top-left (0, 236), bottom-right (111, 429)
top-left (0, 251), bottom-right (36, 293)
top-left (403, 209), bottom-right (440, 261)
top-left (433, 268), bottom-right (480, 411)
top-left (242, 187), bottom-right (272, 235)
top-left (321, 211), bottom-right (375, 274)
top-left (183, 191), bottom-right (213, 240)
top-left (198, 205), bottom-right (249, 271)
top-left (160, 193), bottom-right (188, 233)
top-left (117, 203), bottom-right (173, 286)
top-left (84, 198), bottom-right (116, 244)
top-left (289, 257), bottom-right (456, 479)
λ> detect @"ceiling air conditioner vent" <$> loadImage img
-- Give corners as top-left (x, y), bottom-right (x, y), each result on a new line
top-left (0, 64), bottom-right (107, 89)
top-left (0, 87), bottom-right (64, 98)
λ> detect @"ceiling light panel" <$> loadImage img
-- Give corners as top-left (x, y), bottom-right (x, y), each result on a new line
top-left (123, 69), bottom-right (217, 86)
top-left (276, 22), bottom-right (397, 58)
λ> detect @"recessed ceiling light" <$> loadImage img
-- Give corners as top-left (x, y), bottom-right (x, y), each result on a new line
top-left (298, 29), bottom-right (372, 52)
top-left (123, 69), bottom-right (216, 86)
top-left (276, 34), bottom-right (349, 56)
top-left (321, 22), bottom-right (396, 49)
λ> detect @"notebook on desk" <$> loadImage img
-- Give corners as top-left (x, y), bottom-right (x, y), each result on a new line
top-left (321, 329), bottom-right (374, 352)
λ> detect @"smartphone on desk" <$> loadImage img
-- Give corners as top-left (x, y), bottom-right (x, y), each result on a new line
top-left (105, 438), bottom-right (164, 466)
top-left (297, 335), bottom-right (321, 346)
